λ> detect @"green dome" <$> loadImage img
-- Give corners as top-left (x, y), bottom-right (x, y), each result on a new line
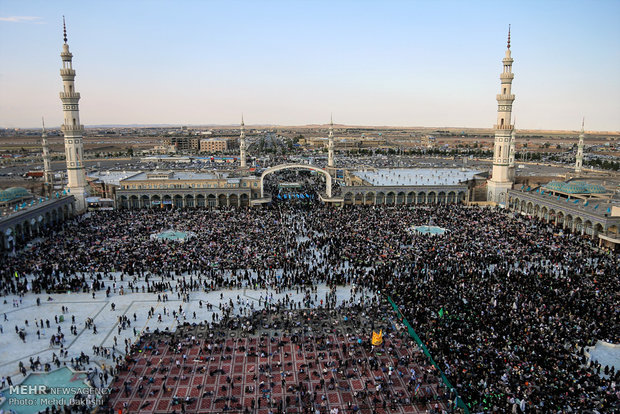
top-left (563, 181), bottom-right (588, 194)
top-left (544, 181), bottom-right (564, 192)
top-left (543, 181), bottom-right (607, 195)
top-left (0, 187), bottom-right (30, 202)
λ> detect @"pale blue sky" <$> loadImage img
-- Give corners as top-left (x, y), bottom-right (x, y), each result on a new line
top-left (1, 0), bottom-right (619, 130)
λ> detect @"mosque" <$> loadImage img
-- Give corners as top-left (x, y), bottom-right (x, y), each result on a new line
top-left (0, 22), bottom-right (618, 251)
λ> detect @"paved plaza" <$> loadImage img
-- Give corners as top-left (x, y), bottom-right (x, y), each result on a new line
top-left (0, 272), bottom-right (360, 383)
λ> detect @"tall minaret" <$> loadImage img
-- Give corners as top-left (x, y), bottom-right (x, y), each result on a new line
top-left (239, 114), bottom-right (247, 168)
top-left (59, 17), bottom-right (87, 211)
top-left (41, 118), bottom-right (54, 188)
top-left (508, 118), bottom-right (516, 181)
top-left (575, 118), bottom-right (585, 173)
top-left (487, 26), bottom-right (515, 204)
top-left (327, 115), bottom-right (335, 168)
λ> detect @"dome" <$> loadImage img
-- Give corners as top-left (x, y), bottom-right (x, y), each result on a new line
top-left (0, 187), bottom-right (30, 202)
top-left (542, 181), bottom-right (608, 195)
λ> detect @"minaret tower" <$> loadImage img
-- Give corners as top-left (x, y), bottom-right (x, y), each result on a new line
top-left (41, 118), bottom-right (54, 189)
top-left (327, 115), bottom-right (335, 168)
top-left (575, 118), bottom-right (585, 173)
top-left (508, 118), bottom-right (516, 181)
top-left (487, 26), bottom-right (515, 204)
top-left (59, 17), bottom-right (87, 211)
top-left (239, 115), bottom-right (247, 168)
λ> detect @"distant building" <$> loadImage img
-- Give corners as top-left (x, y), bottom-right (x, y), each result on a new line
top-left (164, 136), bottom-right (200, 152)
top-left (200, 138), bottom-right (228, 153)
top-left (152, 144), bottom-right (177, 154)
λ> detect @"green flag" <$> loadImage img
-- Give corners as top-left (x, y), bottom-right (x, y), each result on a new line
top-left (14, 271), bottom-right (18, 279)
top-left (438, 308), bottom-right (444, 318)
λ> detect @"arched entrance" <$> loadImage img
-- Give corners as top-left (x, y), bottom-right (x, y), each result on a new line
top-left (260, 164), bottom-right (333, 198)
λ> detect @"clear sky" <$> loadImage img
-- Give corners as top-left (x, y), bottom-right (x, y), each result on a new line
top-left (1, 0), bottom-right (619, 131)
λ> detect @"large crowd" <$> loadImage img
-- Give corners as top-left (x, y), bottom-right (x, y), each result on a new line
top-left (0, 203), bottom-right (618, 413)
top-left (103, 300), bottom-right (451, 414)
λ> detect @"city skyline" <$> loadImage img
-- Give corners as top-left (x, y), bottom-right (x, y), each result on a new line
top-left (1, 0), bottom-right (619, 131)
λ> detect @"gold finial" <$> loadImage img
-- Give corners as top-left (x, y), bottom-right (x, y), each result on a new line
top-left (63, 16), bottom-right (67, 43)
top-left (507, 24), bottom-right (511, 49)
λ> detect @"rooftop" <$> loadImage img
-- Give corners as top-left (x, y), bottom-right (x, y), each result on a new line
top-left (123, 171), bottom-right (225, 181)
top-left (88, 171), bottom-right (141, 186)
top-left (352, 168), bottom-right (482, 187)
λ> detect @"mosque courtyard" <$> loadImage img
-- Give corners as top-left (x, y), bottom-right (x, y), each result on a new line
top-left (0, 205), bottom-right (618, 413)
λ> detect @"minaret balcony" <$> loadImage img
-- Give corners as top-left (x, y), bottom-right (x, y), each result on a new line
top-left (60, 68), bottom-right (76, 76)
top-left (61, 124), bottom-right (84, 133)
top-left (59, 92), bottom-right (81, 100)
top-left (494, 124), bottom-right (514, 130)
top-left (496, 94), bottom-right (515, 101)
top-left (499, 72), bottom-right (514, 80)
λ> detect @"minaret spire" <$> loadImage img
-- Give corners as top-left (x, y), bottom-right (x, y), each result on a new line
top-left (63, 16), bottom-right (67, 43)
top-left (239, 114), bottom-right (247, 168)
top-left (507, 24), bottom-right (511, 49)
top-left (575, 118), bottom-right (585, 174)
top-left (59, 17), bottom-right (88, 211)
top-left (487, 27), bottom-right (516, 204)
top-left (327, 114), bottom-right (335, 168)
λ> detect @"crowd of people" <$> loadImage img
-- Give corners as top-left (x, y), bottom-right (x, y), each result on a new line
top-left (102, 300), bottom-right (450, 413)
top-left (0, 202), bottom-right (618, 413)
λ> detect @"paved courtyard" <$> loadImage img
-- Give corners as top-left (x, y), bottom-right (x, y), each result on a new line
top-left (0, 272), bottom-right (361, 383)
